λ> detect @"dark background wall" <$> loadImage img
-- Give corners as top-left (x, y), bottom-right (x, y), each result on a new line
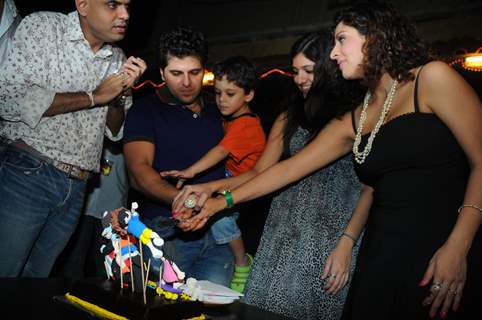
top-left (15, 0), bottom-right (482, 69)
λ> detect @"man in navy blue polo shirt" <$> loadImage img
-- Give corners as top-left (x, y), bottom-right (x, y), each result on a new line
top-left (123, 27), bottom-right (233, 286)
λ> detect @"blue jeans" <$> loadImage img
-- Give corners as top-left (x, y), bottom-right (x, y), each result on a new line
top-left (0, 146), bottom-right (86, 277)
top-left (211, 211), bottom-right (241, 244)
top-left (144, 215), bottom-right (234, 287)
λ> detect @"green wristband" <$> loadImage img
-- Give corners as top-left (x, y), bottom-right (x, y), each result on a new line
top-left (222, 190), bottom-right (234, 208)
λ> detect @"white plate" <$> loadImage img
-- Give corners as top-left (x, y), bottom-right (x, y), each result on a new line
top-left (201, 295), bottom-right (236, 305)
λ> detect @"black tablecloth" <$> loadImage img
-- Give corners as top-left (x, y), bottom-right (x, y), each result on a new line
top-left (0, 278), bottom-right (293, 320)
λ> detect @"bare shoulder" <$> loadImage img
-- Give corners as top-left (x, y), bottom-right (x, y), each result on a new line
top-left (417, 61), bottom-right (480, 116)
top-left (418, 61), bottom-right (474, 103)
top-left (418, 61), bottom-right (462, 87)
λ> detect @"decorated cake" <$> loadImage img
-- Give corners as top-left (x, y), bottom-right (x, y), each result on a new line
top-left (62, 203), bottom-right (240, 320)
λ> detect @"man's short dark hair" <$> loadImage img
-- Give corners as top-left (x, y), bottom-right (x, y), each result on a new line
top-left (158, 27), bottom-right (208, 70)
top-left (213, 56), bottom-right (257, 94)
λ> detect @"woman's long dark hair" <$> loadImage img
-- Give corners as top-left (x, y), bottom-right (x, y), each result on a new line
top-left (283, 29), bottom-right (363, 155)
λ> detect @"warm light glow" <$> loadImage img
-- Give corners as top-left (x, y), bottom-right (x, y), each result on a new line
top-left (202, 71), bottom-right (214, 86)
top-left (450, 47), bottom-right (482, 72)
top-left (464, 55), bottom-right (482, 68)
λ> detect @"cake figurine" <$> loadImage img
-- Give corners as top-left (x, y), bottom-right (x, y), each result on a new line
top-left (100, 202), bottom-right (198, 301)
top-left (100, 205), bottom-right (143, 291)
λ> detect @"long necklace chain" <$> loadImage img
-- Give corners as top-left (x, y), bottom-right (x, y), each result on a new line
top-left (353, 79), bottom-right (398, 164)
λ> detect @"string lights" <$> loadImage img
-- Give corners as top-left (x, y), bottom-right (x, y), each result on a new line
top-left (132, 80), bottom-right (165, 90)
top-left (260, 68), bottom-right (293, 79)
top-left (132, 68), bottom-right (294, 90)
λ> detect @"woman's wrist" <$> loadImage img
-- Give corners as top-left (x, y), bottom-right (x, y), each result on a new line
top-left (214, 194), bottom-right (228, 211)
top-left (445, 232), bottom-right (473, 257)
top-left (186, 166), bottom-right (197, 178)
top-left (212, 180), bottom-right (226, 195)
top-left (195, 182), bottom-right (214, 197)
top-left (340, 232), bottom-right (356, 249)
top-left (458, 204), bottom-right (482, 214)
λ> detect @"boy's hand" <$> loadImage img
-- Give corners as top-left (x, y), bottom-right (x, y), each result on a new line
top-left (160, 169), bottom-right (195, 188)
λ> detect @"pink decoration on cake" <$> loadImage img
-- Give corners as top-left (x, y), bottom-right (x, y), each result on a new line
top-left (163, 259), bottom-right (179, 283)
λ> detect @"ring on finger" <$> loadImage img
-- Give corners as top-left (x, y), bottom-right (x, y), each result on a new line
top-left (184, 198), bottom-right (196, 209)
top-left (431, 282), bottom-right (442, 291)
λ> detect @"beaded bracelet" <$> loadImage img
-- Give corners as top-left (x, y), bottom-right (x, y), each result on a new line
top-left (341, 232), bottom-right (357, 244)
top-left (221, 190), bottom-right (234, 208)
top-left (458, 204), bottom-right (482, 214)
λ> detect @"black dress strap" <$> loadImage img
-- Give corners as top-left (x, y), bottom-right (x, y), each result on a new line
top-left (413, 66), bottom-right (424, 113)
top-left (351, 110), bottom-right (357, 134)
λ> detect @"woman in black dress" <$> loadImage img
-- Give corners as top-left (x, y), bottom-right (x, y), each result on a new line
top-left (177, 2), bottom-right (481, 319)
top-left (329, 3), bottom-right (482, 319)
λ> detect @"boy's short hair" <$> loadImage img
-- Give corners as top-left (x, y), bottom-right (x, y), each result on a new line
top-left (158, 27), bottom-right (208, 69)
top-left (213, 56), bottom-right (257, 94)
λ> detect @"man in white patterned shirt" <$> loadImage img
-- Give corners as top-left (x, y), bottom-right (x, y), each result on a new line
top-left (0, 0), bottom-right (146, 277)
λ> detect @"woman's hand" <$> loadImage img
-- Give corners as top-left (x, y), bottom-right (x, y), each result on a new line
top-left (177, 196), bottom-right (226, 231)
top-left (419, 243), bottom-right (467, 319)
top-left (321, 236), bottom-right (353, 295)
top-left (171, 183), bottom-right (215, 213)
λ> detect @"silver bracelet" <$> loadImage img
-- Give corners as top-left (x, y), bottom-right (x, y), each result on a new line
top-left (458, 204), bottom-right (482, 214)
top-left (86, 91), bottom-right (95, 107)
top-left (341, 232), bottom-right (357, 244)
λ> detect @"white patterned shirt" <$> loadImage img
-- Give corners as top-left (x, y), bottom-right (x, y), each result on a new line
top-left (0, 11), bottom-right (131, 172)
top-left (0, 0), bottom-right (21, 64)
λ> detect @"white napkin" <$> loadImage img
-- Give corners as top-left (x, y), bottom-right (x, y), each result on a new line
top-left (196, 280), bottom-right (243, 298)
top-left (181, 278), bottom-right (243, 304)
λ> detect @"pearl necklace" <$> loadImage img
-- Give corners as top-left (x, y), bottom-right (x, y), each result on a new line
top-left (353, 79), bottom-right (398, 164)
